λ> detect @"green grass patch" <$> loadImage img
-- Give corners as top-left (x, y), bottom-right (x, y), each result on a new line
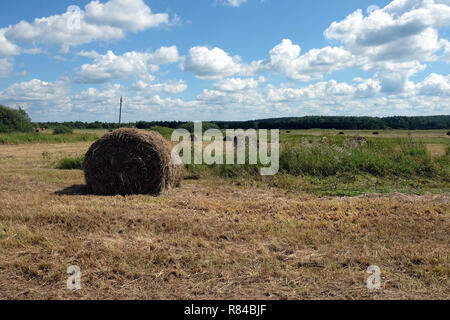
top-left (0, 132), bottom-right (99, 144)
top-left (185, 136), bottom-right (449, 195)
top-left (54, 156), bottom-right (84, 170)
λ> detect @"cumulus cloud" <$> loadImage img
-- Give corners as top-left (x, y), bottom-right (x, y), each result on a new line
top-left (3, 0), bottom-right (170, 52)
top-left (76, 46), bottom-right (180, 83)
top-left (181, 46), bottom-right (243, 79)
top-left (181, 40), bottom-right (356, 82)
top-left (213, 77), bottom-right (264, 91)
top-left (263, 39), bottom-right (356, 81)
top-left (0, 79), bottom-right (71, 113)
top-left (132, 80), bottom-right (188, 95)
top-left (0, 59), bottom-right (13, 77)
top-left (0, 30), bottom-right (20, 57)
top-left (324, 0), bottom-right (450, 92)
top-left (1, 72), bottom-right (449, 121)
top-left (415, 73), bottom-right (450, 96)
top-left (85, 0), bottom-right (169, 31)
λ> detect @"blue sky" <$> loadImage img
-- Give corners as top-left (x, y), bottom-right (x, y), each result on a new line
top-left (0, 0), bottom-right (449, 122)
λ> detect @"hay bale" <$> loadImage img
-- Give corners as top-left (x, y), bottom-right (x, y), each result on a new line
top-left (353, 136), bottom-right (368, 145)
top-left (339, 131), bottom-right (345, 135)
top-left (84, 128), bottom-right (184, 196)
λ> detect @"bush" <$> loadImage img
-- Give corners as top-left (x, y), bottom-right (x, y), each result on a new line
top-left (0, 105), bottom-right (34, 133)
top-left (54, 156), bottom-right (84, 170)
top-left (177, 122), bottom-right (220, 133)
top-left (148, 126), bottom-right (174, 139)
top-left (53, 125), bottom-right (73, 135)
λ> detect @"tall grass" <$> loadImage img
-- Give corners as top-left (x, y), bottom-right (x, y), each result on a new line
top-left (279, 138), bottom-right (441, 177)
top-left (185, 137), bottom-right (448, 179)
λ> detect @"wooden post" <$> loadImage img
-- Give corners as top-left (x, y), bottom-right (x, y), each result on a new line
top-left (118, 96), bottom-right (123, 128)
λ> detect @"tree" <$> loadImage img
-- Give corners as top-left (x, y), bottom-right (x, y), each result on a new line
top-left (0, 105), bottom-right (34, 133)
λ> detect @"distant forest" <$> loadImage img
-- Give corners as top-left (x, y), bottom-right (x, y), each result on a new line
top-left (36, 116), bottom-right (450, 131)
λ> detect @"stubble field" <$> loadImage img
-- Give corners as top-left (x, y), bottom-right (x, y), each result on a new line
top-left (0, 130), bottom-right (448, 299)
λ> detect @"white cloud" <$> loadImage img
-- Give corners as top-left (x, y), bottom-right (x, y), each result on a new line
top-left (3, 0), bottom-right (170, 52)
top-left (0, 59), bottom-right (13, 77)
top-left (182, 40), bottom-right (356, 82)
top-left (181, 46), bottom-right (243, 79)
top-left (0, 30), bottom-right (20, 57)
top-left (132, 80), bottom-right (188, 95)
top-left (85, 0), bottom-right (169, 31)
top-left (415, 73), bottom-right (450, 96)
top-left (76, 46), bottom-right (180, 83)
top-left (354, 78), bottom-right (382, 97)
top-left (266, 80), bottom-right (357, 102)
top-left (2, 73), bottom-right (449, 121)
top-left (221, 0), bottom-right (247, 7)
top-left (213, 77), bottom-right (263, 91)
top-left (323, 0), bottom-right (450, 92)
top-left (264, 39), bottom-right (356, 81)
top-left (71, 84), bottom-right (122, 114)
top-left (0, 79), bottom-right (71, 113)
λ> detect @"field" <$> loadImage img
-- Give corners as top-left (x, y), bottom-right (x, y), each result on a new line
top-left (0, 129), bottom-right (448, 299)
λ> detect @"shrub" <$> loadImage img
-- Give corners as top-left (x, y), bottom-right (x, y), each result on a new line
top-left (177, 122), bottom-right (220, 133)
top-left (0, 105), bottom-right (34, 133)
top-left (148, 126), bottom-right (174, 139)
top-left (53, 125), bottom-right (73, 135)
top-left (55, 156), bottom-right (85, 170)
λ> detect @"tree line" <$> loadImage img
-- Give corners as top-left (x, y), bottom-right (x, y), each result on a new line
top-left (1, 105), bottom-right (448, 133)
top-left (38, 116), bottom-right (450, 131)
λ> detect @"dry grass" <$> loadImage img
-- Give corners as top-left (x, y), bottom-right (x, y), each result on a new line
top-left (0, 142), bottom-right (448, 300)
top-left (427, 144), bottom-right (447, 157)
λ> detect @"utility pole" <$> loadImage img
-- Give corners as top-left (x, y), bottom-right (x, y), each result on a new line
top-left (118, 96), bottom-right (123, 128)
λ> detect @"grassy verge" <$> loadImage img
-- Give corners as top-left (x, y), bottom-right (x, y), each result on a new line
top-left (0, 132), bottom-right (99, 144)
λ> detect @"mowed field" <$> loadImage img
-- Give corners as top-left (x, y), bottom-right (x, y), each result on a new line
top-left (0, 130), bottom-right (448, 299)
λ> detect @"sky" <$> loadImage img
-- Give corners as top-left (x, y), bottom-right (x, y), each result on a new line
top-left (0, 0), bottom-right (449, 122)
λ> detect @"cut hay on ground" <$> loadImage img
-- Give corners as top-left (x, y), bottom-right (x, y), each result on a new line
top-left (84, 128), bottom-right (184, 196)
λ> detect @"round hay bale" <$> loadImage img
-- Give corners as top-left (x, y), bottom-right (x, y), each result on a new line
top-left (352, 136), bottom-right (368, 145)
top-left (84, 128), bottom-right (184, 196)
